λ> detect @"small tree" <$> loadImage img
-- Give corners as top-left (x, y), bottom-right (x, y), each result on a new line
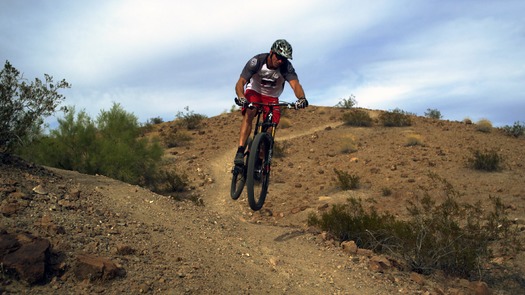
top-left (424, 108), bottom-right (442, 119)
top-left (335, 95), bottom-right (357, 109)
top-left (0, 61), bottom-right (70, 154)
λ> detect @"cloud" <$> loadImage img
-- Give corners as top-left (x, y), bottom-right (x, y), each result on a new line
top-left (2, 0), bottom-right (525, 127)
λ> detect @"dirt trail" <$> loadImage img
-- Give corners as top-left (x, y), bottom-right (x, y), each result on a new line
top-left (189, 122), bottom-right (422, 294)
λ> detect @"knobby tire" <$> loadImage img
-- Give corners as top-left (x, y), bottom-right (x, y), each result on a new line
top-left (246, 133), bottom-right (271, 211)
top-left (230, 137), bottom-right (251, 200)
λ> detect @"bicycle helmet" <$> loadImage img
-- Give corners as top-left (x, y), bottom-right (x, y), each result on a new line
top-left (271, 39), bottom-right (293, 60)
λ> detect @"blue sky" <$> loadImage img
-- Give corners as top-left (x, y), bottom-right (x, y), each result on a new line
top-left (2, 0), bottom-right (524, 127)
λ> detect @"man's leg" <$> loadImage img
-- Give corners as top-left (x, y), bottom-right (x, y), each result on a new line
top-left (234, 108), bottom-right (256, 165)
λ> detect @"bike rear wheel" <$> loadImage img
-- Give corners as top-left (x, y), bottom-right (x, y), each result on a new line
top-left (246, 133), bottom-right (271, 211)
top-left (230, 138), bottom-right (251, 200)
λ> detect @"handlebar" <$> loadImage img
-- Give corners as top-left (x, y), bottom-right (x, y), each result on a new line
top-left (246, 101), bottom-right (294, 109)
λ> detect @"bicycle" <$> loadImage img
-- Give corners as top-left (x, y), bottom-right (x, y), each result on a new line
top-left (230, 100), bottom-right (295, 211)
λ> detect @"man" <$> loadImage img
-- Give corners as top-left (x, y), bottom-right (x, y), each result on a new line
top-left (233, 39), bottom-right (308, 166)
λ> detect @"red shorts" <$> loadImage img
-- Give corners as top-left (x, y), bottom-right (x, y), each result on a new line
top-left (242, 89), bottom-right (281, 124)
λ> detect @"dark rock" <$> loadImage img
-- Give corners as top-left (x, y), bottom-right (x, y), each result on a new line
top-left (2, 233), bottom-right (51, 284)
top-left (74, 254), bottom-right (124, 281)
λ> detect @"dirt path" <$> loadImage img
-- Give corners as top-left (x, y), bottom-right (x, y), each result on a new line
top-left (11, 107), bottom-right (513, 294)
top-left (183, 122), bottom-right (424, 294)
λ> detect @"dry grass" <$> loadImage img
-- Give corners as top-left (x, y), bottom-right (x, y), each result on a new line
top-left (476, 119), bottom-right (493, 133)
top-left (339, 134), bottom-right (358, 154)
top-left (405, 133), bottom-right (424, 147)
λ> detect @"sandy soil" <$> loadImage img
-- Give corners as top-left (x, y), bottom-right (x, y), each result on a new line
top-left (1, 105), bottom-right (524, 294)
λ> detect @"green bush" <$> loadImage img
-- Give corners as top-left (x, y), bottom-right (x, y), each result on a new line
top-left (308, 174), bottom-right (522, 279)
top-left (379, 108), bottom-right (412, 127)
top-left (424, 108), bottom-right (442, 119)
top-left (501, 121), bottom-right (525, 138)
top-left (148, 116), bottom-right (164, 125)
top-left (333, 168), bottom-right (360, 190)
top-left (20, 103), bottom-right (164, 186)
top-left (18, 107), bottom-right (97, 171)
top-left (335, 95), bottom-right (357, 109)
top-left (1, 61), bottom-right (70, 154)
top-left (176, 106), bottom-right (207, 130)
top-left (467, 149), bottom-right (503, 172)
top-left (342, 109), bottom-right (373, 127)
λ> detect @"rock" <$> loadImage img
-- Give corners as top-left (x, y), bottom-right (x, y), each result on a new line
top-left (115, 244), bottom-right (136, 255)
top-left (74, 254), bottom-right (124, 281)
top-left (1, 232), bottom-right (51, 285)
top-left (469, 281), bottom-right (491, 295)
top-left (0, 202), bottom-right (20, 216)
top-left (32, 185), bottom-right (48, 195)
top-left (410, 272), bottom-right (426, 286)
top-left (369, 255), bottom-right (391, 273)
top-left (341, 240), bottom-right (358, 254)
top-left (356, 248), bottom-right (373, 257)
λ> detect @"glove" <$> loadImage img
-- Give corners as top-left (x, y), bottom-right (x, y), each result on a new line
top-left (294, 98), bottom-right (308, 109)
top-left (235, 97), bottom-right (248, 107)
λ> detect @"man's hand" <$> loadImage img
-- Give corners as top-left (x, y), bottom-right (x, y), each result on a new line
top-left (235, 97), bottom-right (248, 107)
top-left (294, 98), bottom-right (308, 109)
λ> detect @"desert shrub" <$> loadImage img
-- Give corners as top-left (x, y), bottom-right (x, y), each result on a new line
top-left (230, 104), bottom-right (240, 113)
top-left (424, 108), bottom-right (442, 119)
top-left (335, 95), bottom-right (357, 109)
top-left (1, 61), bottom-right (70, 154)
top-left (333, 168), bottom-right (360, 190)
top-left (381, 187), bottom-right (392, 196)
top-left (476, 119), bottom-right (492, 133)
top-left (21, 103), bottom-right (163, 186)
top-left (175, 106), bottom-right (207, 130)
top-left (379, 108), bottom-right (412, 127)
top-left (463, 117), bottom-right (473, 125)
top-left (308, 198), bottom-right (404, 247)
top-left (342, 109), bottom-right (373, 127)
top-left (501, 121), bottom-right (525, 138)
top-left (339, 134), bottom-right (358, 154)
top-left (308, 174), bottom-right (522, 279)
top-left (150, 168), bottom-right (188, 194)
top-left (161, 128), bottom-right (192, 148)
top-left (148, 116), bottom-right (164, 125)
top-left (405, 133), bottom-right (424, 147)
top-left (20, 107), bottom-right (98, 171)
top-left (467, 149), bottom-right (503, 172)
top-left (272, 140), bottom-right (289, 158)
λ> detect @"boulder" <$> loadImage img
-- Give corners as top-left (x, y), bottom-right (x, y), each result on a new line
top-left (74, 254), bottom-right (124, 281)
top-left (1, 232), bottom-right (51, 284)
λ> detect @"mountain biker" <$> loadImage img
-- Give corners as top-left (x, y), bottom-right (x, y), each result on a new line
top-left (233, 39), bottom-right (308, 166)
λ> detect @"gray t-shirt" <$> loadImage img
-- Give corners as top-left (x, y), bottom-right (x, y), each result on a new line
top-left (240, 53), bottom-right (298, 98)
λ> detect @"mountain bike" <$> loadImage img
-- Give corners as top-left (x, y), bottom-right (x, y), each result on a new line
top-left (230, 101), bottom-right (295, 211)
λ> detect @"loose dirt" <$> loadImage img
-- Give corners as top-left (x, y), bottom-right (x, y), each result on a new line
top-left (1, 105), bottom-right (524, 294)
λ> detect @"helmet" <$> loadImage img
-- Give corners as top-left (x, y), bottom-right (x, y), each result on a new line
top-left (271, 39), bottom-right (293, 60)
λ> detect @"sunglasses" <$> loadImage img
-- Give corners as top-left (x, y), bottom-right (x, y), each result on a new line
top-left (274, 53), bottom-right (286, 61)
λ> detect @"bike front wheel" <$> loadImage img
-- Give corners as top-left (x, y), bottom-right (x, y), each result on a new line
top-left (230, 137), bottom-right (251, 200)
top-left (246, 133), bottom-right (272, 211)
top-left (230, 166), bottom-right (245, 200)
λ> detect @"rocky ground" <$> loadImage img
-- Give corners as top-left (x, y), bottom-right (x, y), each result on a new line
top-left (1, 105), bottom-right (524, 294)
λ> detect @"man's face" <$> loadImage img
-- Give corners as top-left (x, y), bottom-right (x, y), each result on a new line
top-left (269, 51), bottom-right (286, 69)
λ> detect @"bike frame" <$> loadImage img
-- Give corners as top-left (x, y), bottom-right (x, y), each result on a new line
top-left (230, 101), bottom-right (294, 207)
top-left (248, 101), bottom-right (292, 153)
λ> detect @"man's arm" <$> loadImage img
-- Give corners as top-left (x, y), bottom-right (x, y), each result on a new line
top-left (235, 76), bottom-right (248, 98)
top-left (288, 79), bottom-right (306, 99)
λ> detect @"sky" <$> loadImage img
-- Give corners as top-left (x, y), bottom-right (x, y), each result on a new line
top-left (1, 0), bottom-right (524, 127)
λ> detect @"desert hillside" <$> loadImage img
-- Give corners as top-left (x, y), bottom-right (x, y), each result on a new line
top-left (1, 105), bottom-right (524, 294)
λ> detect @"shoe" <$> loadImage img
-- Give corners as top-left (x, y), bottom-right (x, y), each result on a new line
top-left (234, 152), bottom-right (244, 166)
